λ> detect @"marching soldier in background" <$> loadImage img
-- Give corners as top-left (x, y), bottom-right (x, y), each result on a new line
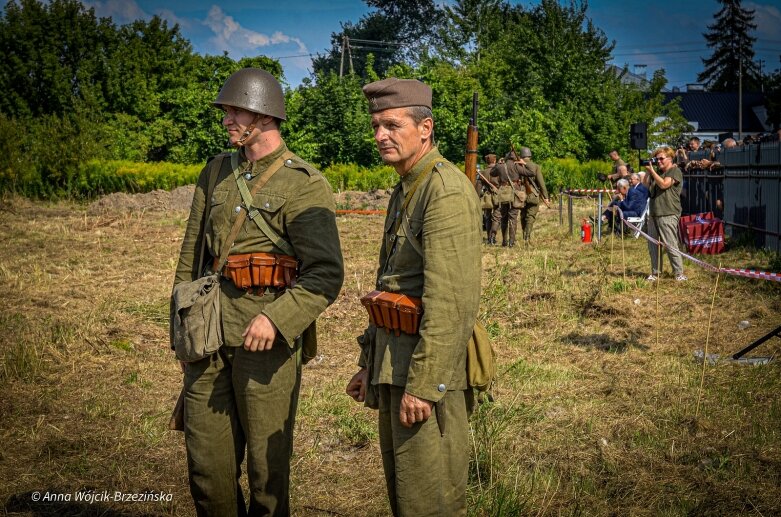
top-left (488, 150), bottom-right (533, 247)
top-left (516, 146), bottom-right (550, 243)
top-left (477, 153), bottom-right (499, 242)
top-left (172, 68), bottom-right (344, 516)
top-left (346, 78), bottom-right (481, 516)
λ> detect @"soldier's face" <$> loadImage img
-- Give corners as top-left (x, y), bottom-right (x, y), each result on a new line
top-left (222, 106), bottom-right (257, 146)
top-left (371, 108), bottom-right (432, 172)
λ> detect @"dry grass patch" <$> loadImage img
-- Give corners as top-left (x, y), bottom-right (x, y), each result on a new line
top-left (0, 194), bottom-right (779, 516)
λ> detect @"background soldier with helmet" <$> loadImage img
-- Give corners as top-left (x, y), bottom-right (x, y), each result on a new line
top-left (488, 150), bottom-right (534, 247)
top-left (171, 68), bottom-right (344, 516)
top-left (516, 146), bottom-right (550, 243)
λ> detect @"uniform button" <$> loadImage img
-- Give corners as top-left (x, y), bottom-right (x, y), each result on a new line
top-left (264, 202), bottom-right (270, 209)
top-left (285, 159), bottom-right (293, 166)
top-left (244, 173), bottom-right (252, 180)
top-left (211, 196), bottom-right (216, 203)
top-left (390, 234), bottom-right (396, 242)
top-left (234, 206), bottom-right (242, 213)
top-left (437, 384), bottom-right (446, 392)
top-left (436, 162), bottom-right (443, 167)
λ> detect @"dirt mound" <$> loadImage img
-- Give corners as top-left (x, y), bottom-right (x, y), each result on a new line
top-left (87, 186), bottom-right (195, 215)
top-left (333, 189), bottom-right (392, 211)
top-left (88, 186), bottom-right (391, 215)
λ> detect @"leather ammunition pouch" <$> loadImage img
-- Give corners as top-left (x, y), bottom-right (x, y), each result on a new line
top-left (215, 252), bottom-right (299, 292)
top-left (360, 290), bottom-right (423, 336)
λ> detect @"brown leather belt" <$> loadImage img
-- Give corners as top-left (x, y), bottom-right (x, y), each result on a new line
top-left (214, 253), bottom-right (298, 293)
top-left (360, 290), bottom-right (422, 336)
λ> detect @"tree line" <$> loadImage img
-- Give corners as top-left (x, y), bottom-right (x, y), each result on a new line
top-left (0, 0), bottom-right (777, 197)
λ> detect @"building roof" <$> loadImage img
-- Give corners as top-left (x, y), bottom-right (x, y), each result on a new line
top-left (662, 91), bottom-right (767, 132)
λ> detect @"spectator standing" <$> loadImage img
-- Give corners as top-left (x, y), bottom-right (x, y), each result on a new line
top-left (607, 150), bottom-right (628, 183)
top-left (644, 146), bottom-right (686, 282)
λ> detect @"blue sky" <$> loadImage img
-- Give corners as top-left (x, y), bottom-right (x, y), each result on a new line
top-left (25, 1), bottom-right (781, 88)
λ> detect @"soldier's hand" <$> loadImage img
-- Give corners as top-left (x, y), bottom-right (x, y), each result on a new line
top-left (242, 314), bottom-right (277, 352)
top-left (346, 368), bottom-right (368, 403)
top-left (399, 392), bottom-right (434, 428)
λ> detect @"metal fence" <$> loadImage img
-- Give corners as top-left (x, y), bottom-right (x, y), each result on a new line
top-left (682, 141), bottom-right (781, 252)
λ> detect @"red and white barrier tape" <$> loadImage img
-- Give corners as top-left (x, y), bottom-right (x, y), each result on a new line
top-left (720, 269), bottom-right (781, 282)
top-left (565, 189), bottom-right (617, 194)
top-left (617, 210), bottom-right (781, 282)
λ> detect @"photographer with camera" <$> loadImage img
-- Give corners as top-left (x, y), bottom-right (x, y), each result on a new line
top-left (606, 150), bottom-right (628, 183)
top-left (642, 147), bottom-right (686, 282)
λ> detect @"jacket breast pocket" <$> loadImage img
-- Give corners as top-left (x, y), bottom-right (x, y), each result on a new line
top-left (250, 191), bottom-right (288, 236)
top-left (207, 190), bottom-right (230, 239)
top-left (393, 215), bottom-right (423, 270)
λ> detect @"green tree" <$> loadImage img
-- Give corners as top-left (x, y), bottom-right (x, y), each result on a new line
top-left (0, 0), bottom-right (116, 117)
top-left (283, 69), bottom-right (375, 166)
top-left (698, 0), bottom-right (761, 91)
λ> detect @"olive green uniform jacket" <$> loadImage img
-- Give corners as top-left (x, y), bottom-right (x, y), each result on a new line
top-left (173, 142), bottom-right (344, 516)
top-left (174, 143), bottom-right (344, 346)
top-left (359, 147), bottom-right (482, 402)
top-left (520, 160), bottom-right (548, 205)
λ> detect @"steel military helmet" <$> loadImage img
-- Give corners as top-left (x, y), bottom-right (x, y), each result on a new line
top-left (214, 68), bottom-right (286, 120)
top-left (519, 147), bottom-right (532, 158)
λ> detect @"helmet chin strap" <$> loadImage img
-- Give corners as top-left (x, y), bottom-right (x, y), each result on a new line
top-left (234, 114), bottom-right (261, 148)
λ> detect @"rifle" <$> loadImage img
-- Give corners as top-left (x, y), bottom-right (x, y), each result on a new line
top-left (464, 92), bottom-right (479, 186)
top-left (477, 170), bottom-right (499, 193)
top-left (509, 141), bottom-right (551, 208)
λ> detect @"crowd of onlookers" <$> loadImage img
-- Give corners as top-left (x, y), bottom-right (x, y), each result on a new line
top-left (676, 128), bottom-right (781, 172)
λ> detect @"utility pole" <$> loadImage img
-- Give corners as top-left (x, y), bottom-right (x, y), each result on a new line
top-left (339, 34), bottom-right (345, 78)
top-left (347, 36), bottom-right (354, 75)
top-left (738, 55), bottom-right (743, 141)
top-left (758, 59), bottom-right (765, 92)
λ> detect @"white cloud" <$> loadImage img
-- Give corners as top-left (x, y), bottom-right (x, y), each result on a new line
top-left (204, 5), bottom-right (308, 55)
top-left (155, 9), bottom-right (192, 31)
top-left (747, 2), bottom-right (781, 41)
top-left (83, 0), bottom-right (148, 24)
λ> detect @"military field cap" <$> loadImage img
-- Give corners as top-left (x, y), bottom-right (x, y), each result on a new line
top-left (363, 78), bottom-right (432, 113)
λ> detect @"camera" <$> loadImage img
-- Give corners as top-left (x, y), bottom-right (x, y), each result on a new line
top-left (639, 157), bottom-right (659, 167)
top-left (596, 172), bottom-right (608, 182)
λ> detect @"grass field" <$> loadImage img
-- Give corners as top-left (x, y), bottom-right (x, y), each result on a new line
top-left (1, 194), bottom-right (780, 516)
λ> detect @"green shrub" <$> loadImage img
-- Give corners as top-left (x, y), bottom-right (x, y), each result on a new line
top-left (540, 158), bottom-right (613, 194)
top-left (73, 160), bottom-right (202, 197)
top-left (322, 163), bottom-right (397, 191)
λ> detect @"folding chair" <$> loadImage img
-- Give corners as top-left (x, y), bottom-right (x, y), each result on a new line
top-left (625, 198), bottom-right (650, 238)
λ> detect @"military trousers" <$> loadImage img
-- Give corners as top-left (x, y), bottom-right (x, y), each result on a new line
top-left (184, 341), bottom-right (301, 517)
top-left (520, 201), bottom-right (539, 241)
top-left (647, 214), bottom-right (684, 276)
top-left (378, 384), bottom-right (470, 517)
top-left (490, 203), bottom-right (518, 244)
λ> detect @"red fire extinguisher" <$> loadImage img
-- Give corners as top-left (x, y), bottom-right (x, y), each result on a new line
top-left (581, 219), bottom-right (592, 243)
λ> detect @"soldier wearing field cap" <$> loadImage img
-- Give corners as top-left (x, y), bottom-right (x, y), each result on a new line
top-left (172, 68), bottom-right (344, 516)
top-left (346, 78), bottom-right (481, 516)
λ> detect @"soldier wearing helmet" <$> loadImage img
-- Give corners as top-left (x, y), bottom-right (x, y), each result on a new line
top-left (171, 68), bottom-right (344, 516)
top-left (516, 146), bottom-right (550, 243)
